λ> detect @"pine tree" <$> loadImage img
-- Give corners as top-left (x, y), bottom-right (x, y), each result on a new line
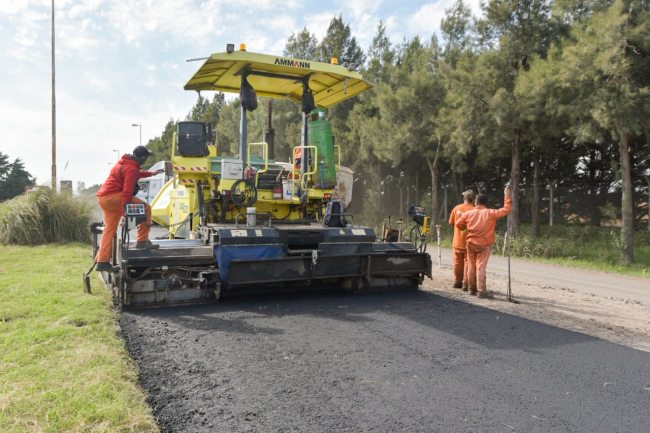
top-left (284, 28), bottom-right (319, 60)
top-left (0, 158), bottom-right (35, 201)
top-left (558, 0), bottom-right (650, 263)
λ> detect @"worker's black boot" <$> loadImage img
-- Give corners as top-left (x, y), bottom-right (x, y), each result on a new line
top-left (135, 240), bottom-right (160, 250)
top-left (96, 262), bottom-right (119, 272)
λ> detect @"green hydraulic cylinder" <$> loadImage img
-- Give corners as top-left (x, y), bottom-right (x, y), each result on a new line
top-left (309, 108), bottom-right (337, 189)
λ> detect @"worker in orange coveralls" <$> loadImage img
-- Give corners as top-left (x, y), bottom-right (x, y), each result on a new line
top-left (95, 146), bottom-right (164, 272)
top-left (448, 190), bottom-right (475, 290)
top-left (455, 187), bottom-right (512, 299)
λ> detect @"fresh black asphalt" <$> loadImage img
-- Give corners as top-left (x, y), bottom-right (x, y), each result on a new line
top-left (120, 290), bottom-right (650, 432)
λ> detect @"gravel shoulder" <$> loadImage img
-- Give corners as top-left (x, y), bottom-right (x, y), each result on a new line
top-left (429, 248), bottom-right (650, 352)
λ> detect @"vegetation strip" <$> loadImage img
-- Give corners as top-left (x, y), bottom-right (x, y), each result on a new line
top-left (0, 244), bottom-right (157, 432)
top-left (437, 223), bottom-right (650, 278)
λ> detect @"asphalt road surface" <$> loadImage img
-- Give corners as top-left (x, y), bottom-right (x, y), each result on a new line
top-left (121, 290), bottom-right (650, 432)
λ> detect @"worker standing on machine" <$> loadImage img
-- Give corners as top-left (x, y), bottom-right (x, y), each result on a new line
top-left (95, 146), bottom-right (164, 272)
top-left (455, 187), bottom-right (511, 299)
top-left (448, 190), bottom-right (475, 291)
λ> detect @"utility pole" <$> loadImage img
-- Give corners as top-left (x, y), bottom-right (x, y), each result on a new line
top-left (51, 0), bottom-right (56, 191)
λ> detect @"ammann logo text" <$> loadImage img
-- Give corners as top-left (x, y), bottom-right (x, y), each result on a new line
top-left (274, 58), bottom-right (310, 69)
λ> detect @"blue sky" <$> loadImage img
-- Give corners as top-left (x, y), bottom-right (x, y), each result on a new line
top-left (0, 0), bottom-right (481, 188)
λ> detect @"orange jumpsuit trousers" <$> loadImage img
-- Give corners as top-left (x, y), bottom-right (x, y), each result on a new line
top-left (452, 248), bottom-right (469, 288)
top-left (466, 242), bottom-right (491, 294)
top-left (96, 193), bottom-right (152, 263)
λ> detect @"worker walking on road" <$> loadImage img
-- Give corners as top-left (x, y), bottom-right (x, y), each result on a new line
top-left (95, 146), bottom-right (164, 272)
top-left (455, 187), bottom-right (512, 299)
top-left (448, 190), bottom-right (475, 290)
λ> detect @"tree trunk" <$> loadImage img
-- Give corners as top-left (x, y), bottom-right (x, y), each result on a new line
top-left (442, 186), bottom-right (449, 221)
top-left (619, 129), bottom-right (634, 263)
top-left (619, 3), bottom-right (634, 263)
top-left (425, 140), bottom-right (442, 228)
top-left (377, 158), bottom-right (382, 223)
top-left (415, 171), bottom-right (419, 207)
top-left (510, 129), bottom-right (521, 236)
top-left (646, 175), bottom-right (650, 231)
top-left (406, 174), bottom-right (411, 210)
top-left (532, 145), bottom-right (540, 237)
top-left (548, 179), bottom-right (555, 227)
top-left (399, 184), bottom-right (404, 223)
top-left (459, 172), bottom-right (464, 196)
top-left (452, 172), bottom-right (459, 200)
top-left (588, 150), bottom-right (601, 226)
top-left (431, 174), bottom-right (439, 227)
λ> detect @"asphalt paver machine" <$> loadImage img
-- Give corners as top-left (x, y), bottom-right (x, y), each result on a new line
top-left (94, 46), bottom-right (432, 308)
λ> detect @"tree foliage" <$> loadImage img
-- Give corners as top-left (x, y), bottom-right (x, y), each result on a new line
top-left (0, 152), bottom-right (35, 202)
top-left (140, 8), bottom-right (649, 263)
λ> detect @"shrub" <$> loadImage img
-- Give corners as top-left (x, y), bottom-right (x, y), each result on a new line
top-left (0, 187), bottom-right (93, 245)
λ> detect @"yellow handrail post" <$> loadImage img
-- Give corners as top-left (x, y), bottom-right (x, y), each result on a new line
top-left (292, 145), bottom-right (317, 195)
top-left (334, 145), bottom-right (341, 172)
top-left (172, 132), bottom-right (178, 188)
top-left (247, 142), bottom-right (269, 186)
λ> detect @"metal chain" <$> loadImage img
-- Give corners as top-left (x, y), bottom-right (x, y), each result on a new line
top-left (150, 197), bottom-right (217, 239)
top-left (152, 213), bottom-right (194, 239)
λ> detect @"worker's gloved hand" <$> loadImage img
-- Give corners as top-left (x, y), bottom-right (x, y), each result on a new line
top-left (119, 216), bottom-right (125, 227)
top-left (152, 169), bottom-right (164, 175)
top-left (504, 186), bottom-right (511, 197)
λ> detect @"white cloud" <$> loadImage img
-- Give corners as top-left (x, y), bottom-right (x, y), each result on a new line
top-left (0, 0), bottom-right (47, 14)
top-left (103, 0), bottom-right (225, 44)
top-left (303, 11), bottom-right (337, 41)
top-left (270, 38), bottom-right (287, 55)
top-left (1, 0), bottom-right (492, 190)
top-left (67, 0), bottom-right (104, 19)
top-left (0, 90), bottom-right (192, 187)
top-left (406, 2), bottom-right (449, 37)
top-left (339, 0), bottom-right (383, 20)
top-left (85, 71), bottom-right (110, 93)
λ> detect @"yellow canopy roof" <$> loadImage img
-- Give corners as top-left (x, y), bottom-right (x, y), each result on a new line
top-left (184, 50), bottom-right (376, 108)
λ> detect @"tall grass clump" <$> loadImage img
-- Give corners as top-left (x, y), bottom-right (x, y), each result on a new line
top-left (0, 187), bottom-right (94, 245)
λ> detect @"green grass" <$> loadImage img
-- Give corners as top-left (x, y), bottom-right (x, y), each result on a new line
top-left (0, 244), bottom-right (158, 432)
top-left (433, 222), bottom-right (650, 278)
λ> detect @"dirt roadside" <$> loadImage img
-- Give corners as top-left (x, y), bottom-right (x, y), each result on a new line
top-left (423, 253), bottom-right (650, 352)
